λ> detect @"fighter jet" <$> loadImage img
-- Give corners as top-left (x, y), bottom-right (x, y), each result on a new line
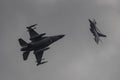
top-left (18, 24), bottom-right (65, 66)
top-left (88, 18), bottom-right (106, 44)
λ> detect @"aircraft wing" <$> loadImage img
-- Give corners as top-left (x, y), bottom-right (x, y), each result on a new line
top-left (95, 25), bottom-right (102, 34)
top-left (34, 50), bottom-right (44, 65)
top-left (27, 28), bottom-right (40, 41)
top-left (27, 28), bottom-right (46, 42)
top-left (95, 25), bottom-right (107, 37)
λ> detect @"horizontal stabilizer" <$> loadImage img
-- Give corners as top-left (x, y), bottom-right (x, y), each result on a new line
top-left (18, 38), bottom-right (28, 47)
top-left (23, 51), bottom-right (30, 61)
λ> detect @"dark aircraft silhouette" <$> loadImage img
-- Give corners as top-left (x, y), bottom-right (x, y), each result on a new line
top-left (88, 18), bottom-right (106, 44)
top-left (18, 24), bottom-right (65, 66)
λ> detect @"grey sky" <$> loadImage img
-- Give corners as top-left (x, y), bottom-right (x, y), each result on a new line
top-left (0, 0), bottom-right (120, 80)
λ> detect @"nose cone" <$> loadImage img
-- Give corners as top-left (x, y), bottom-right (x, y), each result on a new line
top-left (51, 34), bottom-right (65, 42)
top-left (58, 35), bottom-right (65, 38)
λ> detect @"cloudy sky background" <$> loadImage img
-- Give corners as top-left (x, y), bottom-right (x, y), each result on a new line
top-left (0, 0), bottom-right (120, 80)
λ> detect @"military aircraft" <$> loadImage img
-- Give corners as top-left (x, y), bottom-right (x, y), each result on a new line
top-left (88, 18), bottom-right (106, 44)
top-left (18, 24), bottom-right (65, 66)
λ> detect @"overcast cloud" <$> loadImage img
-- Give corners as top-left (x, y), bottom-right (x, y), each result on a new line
top-left (0, 0), bottom-right (120, 80)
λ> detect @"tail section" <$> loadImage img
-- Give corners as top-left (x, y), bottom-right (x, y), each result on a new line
top-left (18, 38), bottom-right (28, 47)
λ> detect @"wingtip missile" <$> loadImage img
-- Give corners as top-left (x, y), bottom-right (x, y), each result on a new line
top-left (26, 24), bottom-right (37, 29)
top-left (36, 61), bottom-right (48, 66)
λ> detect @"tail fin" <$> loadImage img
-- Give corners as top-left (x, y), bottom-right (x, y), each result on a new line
top-left (18, 38), bottom-right (28, 47)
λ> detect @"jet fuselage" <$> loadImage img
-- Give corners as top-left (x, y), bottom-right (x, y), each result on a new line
top-left (89, 19), bottom-right (98, 36)
top-left (89, 19), bottom-right (107, 44)
top-left (21, 35), bottom-right (65, 51)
